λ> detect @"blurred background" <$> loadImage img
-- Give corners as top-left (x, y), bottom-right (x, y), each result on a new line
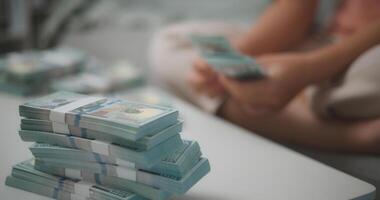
top-left (0, 0), bottom-right (268, 96)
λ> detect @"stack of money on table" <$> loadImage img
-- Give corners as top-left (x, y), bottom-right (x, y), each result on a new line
top-left (51, 60), bottom-right (145, 94)
top-left (6, 91), bottom-right (210, 200)
top-left (0, 48), bottom-right (86, 96)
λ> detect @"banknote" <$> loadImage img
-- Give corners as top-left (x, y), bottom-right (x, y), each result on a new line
top-left (16, 159), bottom-right (170, 200)
top-left (4, 48), bottom-right (86, 83)
top-left (189, 34), bottom-right (266, 80)
top-left (27, 132), bottom-right (183, 168)
top-left (0, 48), bottom-right (86, 96)
top-left (35, 158), bottom-right (210, 194)
top-left (29, 140), bottom-right (200, 178)
top-left (19, 91), bottom-right (179, 141)
top-left (35, 164), bottom-right (171, 200)
top-left (11, 89), bottom-right (210, 199)
top-left (20, 119), bottom-right (183, 150)
top-left (203, 53), bottom-right (265, 80)
top-left (52, 60), bottom-right (144, 94)
top-left (7, 160), bottom-right (142, 200)
top-left (189, 34), bottom-right (235, 56)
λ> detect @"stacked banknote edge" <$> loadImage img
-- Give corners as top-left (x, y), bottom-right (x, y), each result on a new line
top-left (6, 91), bottom-right (210, 200)
top-left (0, 48), bottom-right (145, 96)
top-left (0, 48), bottom-right (86, 96)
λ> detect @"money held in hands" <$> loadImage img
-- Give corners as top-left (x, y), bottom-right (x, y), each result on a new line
top-left (189, 34), bottom-right (266, 80)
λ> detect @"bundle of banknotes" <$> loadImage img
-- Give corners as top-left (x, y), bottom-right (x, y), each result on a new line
top-left (7, 91), bottom-right (210, 200)
top-left (51, 60), bottom-right (145, 94)
top-left (189, 34), bottom-right (266, 80)
top-left (0, 48), bottom-right (87, 96)
top-left (0, 48), bottom-right (145, 96)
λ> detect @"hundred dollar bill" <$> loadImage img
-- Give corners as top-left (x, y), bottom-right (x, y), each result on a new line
top-left (27, 132), bottom-right (183, 168)
top-left (20, 118), bottom-right (183, 151)
top-left (37, 167), bottom-right (172, 200)
top-left (189, 34), bottom-right (266, 80)
top-left (30, 140), bottom-right (201, 179)
top-left (203, 53), bottom-right (265, 80)
top-left (15, 159), bottom-right (170, 200)
top-left (4, 48), bottom-right (86, 84)
top-left (19, 91), bottom-right (179, 141)
top-left (6, 160), bottom-right (142, 200)
top-left (189, 34), bottom-right (235, 56)
top-left (52, 61), bottom-right (144, 94)
top-left (35, 158), bottom-right (211, 194)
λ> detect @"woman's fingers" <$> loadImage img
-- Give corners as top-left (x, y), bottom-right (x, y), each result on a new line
top-left (188, 69), bottom-right (225, 97)
top-left (193, 58), bottom-right (217, 78)
top-left (218, 75), bottom-right (284, 111)
top-left (219, 75), bottom-right (264, 102)
top-left (188, 70), bottom-right (208, 93)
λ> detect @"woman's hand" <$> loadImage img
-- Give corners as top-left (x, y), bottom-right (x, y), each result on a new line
top-left (187, 57), bottom-right (226, 98)
top-left (219, 53), bottom-right (314, 116)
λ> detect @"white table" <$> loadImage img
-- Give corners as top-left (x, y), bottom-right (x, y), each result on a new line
top-left (0, 92), bottom-right (376, 200)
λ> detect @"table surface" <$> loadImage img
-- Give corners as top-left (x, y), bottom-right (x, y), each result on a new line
top-left (0, 92), bottom-right (376, 200)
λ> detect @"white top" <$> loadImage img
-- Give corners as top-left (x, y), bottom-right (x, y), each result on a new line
top-left (0, 92), bottom-right (375, 200)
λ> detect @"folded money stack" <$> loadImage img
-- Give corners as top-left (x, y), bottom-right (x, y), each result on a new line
top-left (189, 34), bottom-right (266, 80)
top-left (51, 60), bottom-right (144, 94)
top-left (0, 48), bottom-right (86, 96)
top-left (6, 91), bottom-right (210, 200)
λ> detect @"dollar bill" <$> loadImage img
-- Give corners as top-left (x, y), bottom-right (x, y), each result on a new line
top-left (189, 34), bottom-right (235, 56)
top-left (4, 48), bottom-right (86, 84)
top-left (27, 132), bottom-right (183, 168)
top-left (34, 163), bottom-right (171, 200)
top-left (52, 60), bottom-right (144, 94)
top-left (29, 140), bottom-right (200, 179)
top-left (189, 34), bottom-right (266, 80)
top-left (203, 53), bottom-right (265, 80)
top-left (0, 48), bottom-right (86, 96)
top-left (35, 157), bottom-right (210, 194)
top-left (6, 160), bottom-right (142, 200)
top-left (19, 91), bottom-right (179, 141)
top-left (20, 118), bottom-right (183, 151)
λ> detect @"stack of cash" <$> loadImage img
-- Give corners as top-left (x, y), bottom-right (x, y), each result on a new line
top-left (7, 91), bottom-right (210, 200)
top-left (189, 34), bottom-right (266, 80)
top-left (0, 48), bottom-right (86, 96)
top-left (7, 160), bottom-right (143, 200)
top-left (51, 61), bottom-right (145, 94)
